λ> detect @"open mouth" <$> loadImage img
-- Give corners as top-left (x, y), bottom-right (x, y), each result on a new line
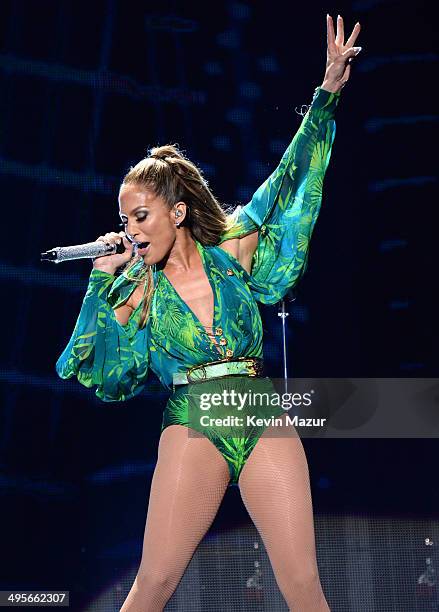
top-left (136, 241), bottom-right (150, 254)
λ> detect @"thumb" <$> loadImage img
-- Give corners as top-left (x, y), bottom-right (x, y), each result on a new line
top-left (119, 232), bottom-right (134, 259)
top-left (123, 237), bottom-right (134, 255)
top-left (342, 46), bottom-right (362, 60)
top-left (339, 64), bottom-right (351, 88)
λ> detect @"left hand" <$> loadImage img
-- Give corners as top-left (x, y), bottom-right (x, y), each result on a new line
top-left (321, 14), bottom-right (362, 93)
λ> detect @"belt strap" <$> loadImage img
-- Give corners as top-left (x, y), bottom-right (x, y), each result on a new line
top-left (173, 357), bottom-right (263, 386)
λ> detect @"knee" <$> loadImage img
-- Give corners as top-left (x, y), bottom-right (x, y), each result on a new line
top-left (136, 564), bottom-right (180, 599)
top-left (285, 566), bottom-right (321, 589)
top-left (278, 567), bottom-right (325, 605)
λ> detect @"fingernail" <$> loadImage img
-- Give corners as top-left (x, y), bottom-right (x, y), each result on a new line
top-left (353, 46), bottom-right (362, 54)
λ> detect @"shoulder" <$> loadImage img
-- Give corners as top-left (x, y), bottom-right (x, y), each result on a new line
top-left (216, 205), bottom-right (259, 273)
top-left (218, 237), bottom-right (240, 260)
top-left (208, 243), bottom-right (251, 282)
top-left (218, 234), bottom-right (257, 275)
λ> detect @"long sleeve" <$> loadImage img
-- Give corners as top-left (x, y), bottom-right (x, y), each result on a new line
top-left (219, 86), bottom-right (340, 304)
top-left (55, 268), bottom-right (149, 402)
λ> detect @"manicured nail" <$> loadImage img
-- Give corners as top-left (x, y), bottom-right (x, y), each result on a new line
top-left (353, 46), bottom-right (362, 54)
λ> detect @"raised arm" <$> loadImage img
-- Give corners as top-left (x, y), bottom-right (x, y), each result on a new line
top-left (219, 15), bottom-right (361, 303)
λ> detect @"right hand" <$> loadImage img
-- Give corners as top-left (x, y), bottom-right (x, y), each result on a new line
top-left (92, 231), bottom-right (134, 274)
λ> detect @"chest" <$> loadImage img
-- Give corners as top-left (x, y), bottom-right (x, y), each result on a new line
top-left (163, 265), bottom-right (214, 330)
top-left (149, 252), bottom-right (262, 355)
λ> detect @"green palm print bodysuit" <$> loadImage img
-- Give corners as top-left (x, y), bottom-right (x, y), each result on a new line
top-left (56, 87), bottom-right (340, 483)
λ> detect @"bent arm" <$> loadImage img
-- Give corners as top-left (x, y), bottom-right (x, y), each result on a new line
top-left (56, 269), bottom-right (149, 402)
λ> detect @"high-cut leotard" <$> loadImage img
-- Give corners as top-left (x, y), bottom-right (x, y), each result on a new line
top-left (55, 86), bottom-right (339, 483)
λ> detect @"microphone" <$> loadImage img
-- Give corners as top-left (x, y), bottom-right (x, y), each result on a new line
top-left (40, 239), bottom-right (128, 263)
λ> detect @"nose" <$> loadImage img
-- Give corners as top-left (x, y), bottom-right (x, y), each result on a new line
top-left (125, 220), bottom-right (139, 242)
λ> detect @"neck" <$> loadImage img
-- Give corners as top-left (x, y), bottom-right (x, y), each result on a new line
top-left (162, 230), bottom-right (199, 273)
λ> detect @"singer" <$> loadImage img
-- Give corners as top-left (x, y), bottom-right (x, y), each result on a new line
top-left (56, 16), bottom-right (360, 611)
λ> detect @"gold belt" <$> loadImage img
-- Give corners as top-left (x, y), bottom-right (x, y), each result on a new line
top-left (172, 356), bottom-right (264, 386)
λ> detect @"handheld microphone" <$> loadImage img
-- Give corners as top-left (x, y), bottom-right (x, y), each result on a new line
top-left (40, 239), bottom-right (128, 263)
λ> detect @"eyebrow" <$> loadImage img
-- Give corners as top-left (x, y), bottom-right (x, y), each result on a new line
top-left (119, 206), bottom-right (148, 218)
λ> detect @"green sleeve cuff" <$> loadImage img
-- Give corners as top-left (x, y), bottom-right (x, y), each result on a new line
top-left (89, 268), bottom-right (116, 281)
top-left (310, 86), bottom-right (341, 116)
top-left (86, 268), bottom-right (116, 299)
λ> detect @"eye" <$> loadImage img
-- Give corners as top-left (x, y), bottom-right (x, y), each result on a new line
top-left (136, 214), bottom-right (147, 222)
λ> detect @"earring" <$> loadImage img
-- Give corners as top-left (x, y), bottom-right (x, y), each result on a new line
top-left (175, 210), bottom-right (183, 226)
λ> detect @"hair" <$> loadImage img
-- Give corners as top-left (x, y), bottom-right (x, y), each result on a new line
top-left (119, 144), bottom-right (233, 329)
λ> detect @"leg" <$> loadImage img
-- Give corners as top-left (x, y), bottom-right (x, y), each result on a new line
top-left (120, 424), bottom-right (230, 612)
top-left (238, 427), bottom-right (330, 611)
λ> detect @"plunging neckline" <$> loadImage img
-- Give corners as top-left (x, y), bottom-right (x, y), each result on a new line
top-left (159, 241), bottom-right (222, 354)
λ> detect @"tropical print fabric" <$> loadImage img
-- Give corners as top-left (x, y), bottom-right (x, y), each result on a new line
top-left (218, 85), bottom-right (340, 302)
top-left (56, 87), bottom-right (340, 408)
top-left (163, 375), bottom-right (287, 483)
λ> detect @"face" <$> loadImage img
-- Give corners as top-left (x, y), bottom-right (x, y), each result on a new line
top-left (119, 184), bottom-right (183, 265)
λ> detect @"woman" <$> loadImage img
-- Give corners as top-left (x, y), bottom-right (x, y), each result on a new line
top-left (56, 15), bottom-right (361, 611)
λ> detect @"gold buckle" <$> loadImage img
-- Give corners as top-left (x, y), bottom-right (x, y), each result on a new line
top-left (242, 357), bottom-right (263, 377)
top-left (240, 357), bottom-right (258, 377)
top-left (247, 361), bottom-right (257, 376)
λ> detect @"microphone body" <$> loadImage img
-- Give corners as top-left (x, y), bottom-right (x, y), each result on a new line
top-left (41, 240), bottom-right (127, 263)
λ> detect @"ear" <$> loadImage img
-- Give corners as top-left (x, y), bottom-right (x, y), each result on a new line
top-left (172, 201), bottom-right (188, 226)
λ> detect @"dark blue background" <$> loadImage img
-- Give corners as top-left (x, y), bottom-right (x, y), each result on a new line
top-left (0, 0), bottom-right (437, 607)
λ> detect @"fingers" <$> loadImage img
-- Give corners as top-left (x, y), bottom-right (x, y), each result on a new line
top-left (341, 45), bottom-right (362, 59)
top-left (326, 14), bottom-right (336, 51)
top-left (328, 14), bottom-right (361, 51)
top-left (345, 22), bottom-right (361, 48)
top-left (96, 231), bottom-right (124, 246)
top-left (335, 14), bottom-right (344, 46)
top-left (330, 45), bottom-right (361, 75)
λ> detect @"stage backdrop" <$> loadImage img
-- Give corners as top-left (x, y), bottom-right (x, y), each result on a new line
top-left (0, 1), bottom-right (437, 610)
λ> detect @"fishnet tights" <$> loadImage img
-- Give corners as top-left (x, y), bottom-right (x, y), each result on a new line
top-left (120, 424), bottom-right (329, 611)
